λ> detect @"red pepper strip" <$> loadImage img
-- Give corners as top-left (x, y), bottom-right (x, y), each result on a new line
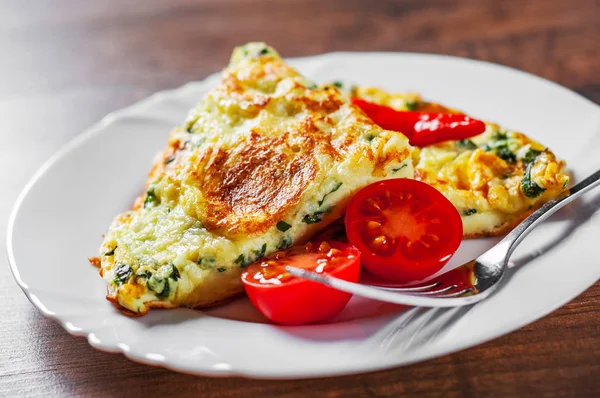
top-left (351, 98), bottom-right (486, 147)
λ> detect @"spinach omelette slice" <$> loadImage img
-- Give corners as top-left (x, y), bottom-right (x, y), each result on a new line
top-left (93, 43), bottom-right (413, 315)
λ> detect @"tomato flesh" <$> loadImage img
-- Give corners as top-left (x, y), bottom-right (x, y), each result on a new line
top-left (345, 179), bottom-right (462, 282)
top-left (242, 241), bottom-right (361, 325)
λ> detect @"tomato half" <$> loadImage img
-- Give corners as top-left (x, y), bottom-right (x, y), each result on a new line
top-left (241, 241), bottom-right (361, 325)
top-left (345, 179), bottom-right (462, 283)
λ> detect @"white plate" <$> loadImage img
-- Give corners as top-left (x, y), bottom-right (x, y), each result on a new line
top-left (8, 52), bottom-right (600, 379)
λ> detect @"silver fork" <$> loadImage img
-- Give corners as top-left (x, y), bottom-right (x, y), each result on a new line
top-left (287, 168), bottom-right (600, 307)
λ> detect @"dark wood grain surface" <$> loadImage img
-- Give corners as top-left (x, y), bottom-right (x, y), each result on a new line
top-left (1, 0), bottom-right (599, 396)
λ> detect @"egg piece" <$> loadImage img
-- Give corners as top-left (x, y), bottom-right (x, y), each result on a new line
top-left (96, 43), bottom-right (413, 315)
top-left (353, 86), bottom-right (569, 238)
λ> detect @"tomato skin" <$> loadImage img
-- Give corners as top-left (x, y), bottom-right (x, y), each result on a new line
top-left (351, 98), bottom-right (486, 147)
top-left (242, 242), bottom-right (361, 325)
top-left (409, 113), bottom-right (486, 147)
top-left (345, 179), bottom-right (462, 283)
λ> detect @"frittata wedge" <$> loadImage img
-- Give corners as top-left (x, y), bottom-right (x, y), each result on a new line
top-left (95, 43), bottom-right (413, 315)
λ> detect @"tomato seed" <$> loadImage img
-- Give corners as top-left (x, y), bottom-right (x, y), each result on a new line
top-left (360, 198), bottom-right (383, 216)
top-left (327, 248), bottom-right (342, 257)
top-left (367, 220), bottom-right (381, 229)
top-left (426, 234), bottom-right (440, 242)
top-left (368, 198), bottom-right (381, 210)
top-left (262, 269), bottom-right (276, 278)
top-left (372, 235), bottom-right (389, 251)
top-left (278, 273), bottom-right (293, 282)
top-left (318, 241), bottom-right (331, 253)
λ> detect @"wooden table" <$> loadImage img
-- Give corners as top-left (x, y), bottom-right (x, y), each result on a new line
top-left (1, 0), bottom-right (599, 396)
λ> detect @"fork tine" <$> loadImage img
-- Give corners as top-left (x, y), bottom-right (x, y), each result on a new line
top-left (406, 285), bottom-right (457, 295)
top-left (285, 266), bottom-right (484, 307)
top-left (437, 288), bottom-right (474, 298)
top-left (375, 282), bottom-right (442, 292)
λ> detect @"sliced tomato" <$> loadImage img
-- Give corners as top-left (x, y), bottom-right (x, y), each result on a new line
top-left (345, 179), bottom-right (462, 282)
top-left (242, 241), bottom-right (361, 325)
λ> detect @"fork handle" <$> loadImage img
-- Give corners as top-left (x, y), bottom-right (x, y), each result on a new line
top-left (503, 167), bottom-right (600, 258)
